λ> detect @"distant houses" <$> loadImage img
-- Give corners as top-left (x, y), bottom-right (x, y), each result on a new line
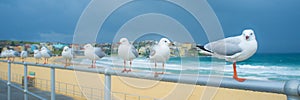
top-left (0, 40), bottom-right (207, 57)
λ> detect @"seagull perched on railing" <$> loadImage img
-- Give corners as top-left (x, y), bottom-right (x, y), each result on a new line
top-left (41, 46), bottom-right (52, 64)
top-left (149, 38), bottom-right (172, 77)
top-left (34, 50), bottom-right (42, 64)
top-left (8, 49), bottom-right (19, 62)
top-left (1, 50), bottom-right (9, 60)
top-left (197, 29), bottom-right (257, 82)
top-left (118, 38), bottom-right (138, 73)
top-left (20, 50), bottom-right (28, 62)
top-left (84, 44), bottom-right (106, 68)
top-left (62, 46), bottom-right (74, 68)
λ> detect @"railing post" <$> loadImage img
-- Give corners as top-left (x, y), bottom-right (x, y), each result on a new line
top-left (24, 62), bottom-right (28, 100)
top-left (284, 80), bottom-right (300, 100)
top-left (51, 67), bottom-right (56, 100)
top-left (7, 60), bottom-right (11, 100)
top-left (104, 74), bottom-right (111, 100)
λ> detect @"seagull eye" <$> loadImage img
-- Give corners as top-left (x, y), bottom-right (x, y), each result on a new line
top-left (250, 33), bottom-right (253, 35)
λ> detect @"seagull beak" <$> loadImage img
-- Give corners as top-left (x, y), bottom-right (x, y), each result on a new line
top-left (169, 42), bottom-right (175, 46)
top-left (246, 36), bottom-right (250, 40)
top-left (117, 42), bottom-right (121, 45)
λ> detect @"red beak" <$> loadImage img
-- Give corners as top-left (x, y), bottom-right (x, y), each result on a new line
top-left (117, 42), bottom-right (121, 44)
top-left (246, 36), bottom-right (249, 40)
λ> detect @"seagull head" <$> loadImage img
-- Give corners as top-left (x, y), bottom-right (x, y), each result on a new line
top-left (159, 38), bottom-right (171, 46)
top-left (118, 38), bottom-right (130, 45)
top-left (242, 29), bottom-right (256, 41)
top-left (63, 46), bottom-right (69, 52)
top-left (83, 44), bottom-right (93, 50)
top-left (41, 47), bottom-right (47, 51)
top-left (34, 50), bottom-right (39, 54)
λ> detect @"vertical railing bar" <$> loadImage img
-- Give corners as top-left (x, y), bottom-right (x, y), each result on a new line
top-left (59, 82), bottom-right (60, 93)
top-left (65, 83), bottom-right (67, 95)
top-left (90, 88), bottom-right (93, 99)
top-left (51, 67), bottom-right (56, 100)
top-left (40, 79), bottom-right (42, 90)
top-left (73, 84), bottom-right (75, 96)
top-left (124, 94), bottom-right (126, 100)
top-left (24, 62), bottom-right (28, 100)
top-left (101, 88), bottom-right (103, 100)
top-left (12, 74), bottom-right (14, 82)
top-left (7, 60), bottom-right (11, 100)
top-left (45, 79), bottom-right (47, 90)
top-left (104, 74), bottom-right (111, 100)
top-left (14, 74), bottom-right (16, 82)
top-left (81, 89), bottom-right (84, 98)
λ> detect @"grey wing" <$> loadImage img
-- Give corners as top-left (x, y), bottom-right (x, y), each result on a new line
top-left (21, 51), bottom-right (26, 56)
top-left (47, 50), bottom-right (53, 57)
top-left (13, 51), bottom-right (20, 56)
top-left (149, 45), bottom-right (158, 57)
top-left (205, 37), bottom-right (242, 56)
top-left (95, 48), bottom-right (106, 58)
top-left (24, 51), bottom-right (28, 55)
top-left (131, 45), bottom-right (139, 58)
top-left (71, 49), bottom-right (76, 58)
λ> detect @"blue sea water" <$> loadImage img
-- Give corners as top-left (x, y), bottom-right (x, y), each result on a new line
top-left (91, 54), bottom-right (300, 81)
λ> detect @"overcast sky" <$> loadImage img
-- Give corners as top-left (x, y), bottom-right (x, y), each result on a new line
top-left (0, 0), bottom-right (300, 53)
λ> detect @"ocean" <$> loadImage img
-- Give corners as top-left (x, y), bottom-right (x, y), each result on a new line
top-left (81, 53), bottom-right (300, 81)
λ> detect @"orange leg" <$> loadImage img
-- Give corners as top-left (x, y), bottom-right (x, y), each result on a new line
top-left (154, 62), bottom-right (159, 77)
top-left (12, 57), bottom-right (15, 63)
top-left (122, 60), bottom-right (127, 73)
top-left (43, 58), bottom-right (46, 64)
top-left (22, 58), bottom-right (26, 62)
top-left (233, 62), bottom-right (246, 82)
top-left (127, 60), bottom-right (132, 72)
top-left (64, 59), bottom-right (67, 68)
top-left (157, 63), bottom-right (165, 74)
top-left (162, 63), bottom-right (165, 74)
top-left (89, 60), bottom-right (94, 68)
top-left (93, 60), bottom-right (96, 68)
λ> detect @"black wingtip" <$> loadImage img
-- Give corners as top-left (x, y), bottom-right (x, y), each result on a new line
top-left (196, 45), bottom-right (212, 53)
top-left (196, 45), bottom-right (205, 50)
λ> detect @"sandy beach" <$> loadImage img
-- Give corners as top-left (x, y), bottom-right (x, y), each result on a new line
top-left (0, 57), bottom-right (286, 100)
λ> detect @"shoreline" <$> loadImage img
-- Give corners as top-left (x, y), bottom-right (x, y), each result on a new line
top-left (0, 57), bottom-right (286, 100)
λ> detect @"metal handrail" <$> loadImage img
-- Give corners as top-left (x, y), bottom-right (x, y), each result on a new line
top-left (0, 60), bottom-right (299, 100)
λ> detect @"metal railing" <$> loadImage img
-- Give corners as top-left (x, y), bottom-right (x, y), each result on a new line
top-left (1, 60), bottom-right (300, 100)
top-left (0, 60), bottom-right (157, 100)
top-left (0, 72), bottom-right (96, 99)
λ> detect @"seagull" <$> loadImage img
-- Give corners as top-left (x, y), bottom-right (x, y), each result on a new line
top-left (1, 50), bottom-right (9, 60)
top-left (197, 29), bottom-right (257, 82)
top-left (41, 46), bottom-right (52, 64)
top-left (20, 50), bottom-right (28, 62)
top-left (149, 38), bottom-right (172, 76)
top-left (8, 49), bottom-right (19, 62)
top-left (83, 44), bottom-right (106, 68)
top-left (62, 46), bottom-right (74, 68)
top-left (34, 50), bottom-right (42, 64)
top-left (118, 38), bottom-right (139, 73)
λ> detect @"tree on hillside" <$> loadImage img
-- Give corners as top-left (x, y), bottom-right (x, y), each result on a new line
top-left (11, 41), bottom-right (16, 46)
